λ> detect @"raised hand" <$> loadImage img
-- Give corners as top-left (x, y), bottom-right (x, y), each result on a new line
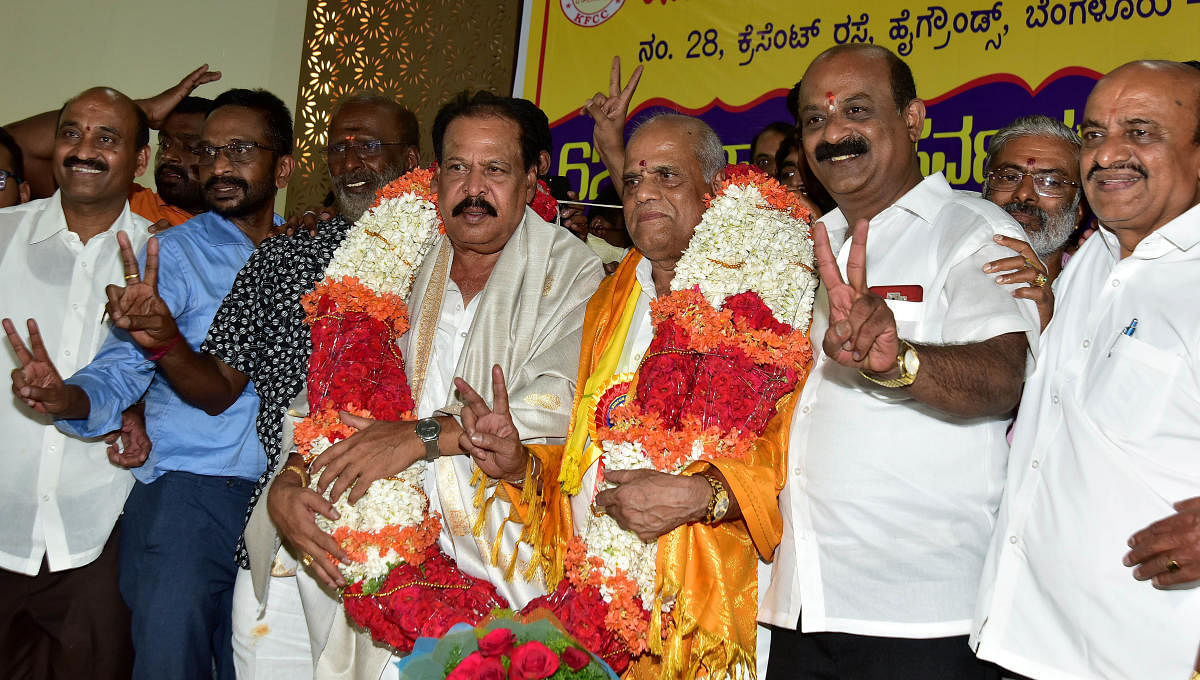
top-left (5, 318), bottom-right (76, 415)
top-left (455, 365), bottom-right (528, 483)
top-left (812, 220), bottom-right (901, 375)
top-left (105, 232), bottom-right (179, 351)
top-left (137, 64), bottom-right (222, 128)
top-left (983, 234), bottom-right (1054, 331)
top-left (581, 56), bottom-right (643, 195)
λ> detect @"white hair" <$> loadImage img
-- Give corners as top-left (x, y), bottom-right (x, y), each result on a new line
top-left (631, 112), bottom-right (725, 182)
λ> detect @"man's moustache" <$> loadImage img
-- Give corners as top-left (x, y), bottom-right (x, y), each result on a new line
top-left (813, 137), bottom-right (870, 163)
top-left (452, 196), bottom-right (498, 217)
top-left (1001, 201), bottom-right (1048, 226)
top-left (1087, 161), bottom-right (1148, 181)
top-left (63, 156), bottom-right (108, 172)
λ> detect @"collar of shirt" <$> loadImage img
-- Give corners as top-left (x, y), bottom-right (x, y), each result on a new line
top-left (634, 254), bottom-right (657, 300)
top-left (183, 210), bottom-right (283, 247)
top-left (27, 191), bottom-right (139, 246)
top-left (1098, 201), bottom-right (1200, 259)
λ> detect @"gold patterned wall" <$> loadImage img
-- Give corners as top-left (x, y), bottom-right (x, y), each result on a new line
top-left (286, 0), bottom-right (522, 215)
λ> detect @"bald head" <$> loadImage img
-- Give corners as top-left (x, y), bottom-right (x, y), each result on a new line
top-left (629, 113), bottom-right (725, 182)
top-left (1079, 59), bottom-right (1200, 252)
top-left (59, 88), bottom-right (150, 149)
top-left (806, 44), bottom-right (918, 111)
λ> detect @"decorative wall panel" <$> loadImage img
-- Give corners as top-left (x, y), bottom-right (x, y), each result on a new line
top-left (287, 0), bottom-right (522, 215)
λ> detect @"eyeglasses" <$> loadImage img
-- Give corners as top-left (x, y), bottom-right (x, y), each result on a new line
top-left (157, 136), bottom-right (199, 156)
top-left (325, 139), bottom-right (412, 159)
top-left (0, 169), bottom-right (20, 191)
top-left (986, 169), bottom-right (1079, 198)
top-left (195, 141), bottom-right (278, 166)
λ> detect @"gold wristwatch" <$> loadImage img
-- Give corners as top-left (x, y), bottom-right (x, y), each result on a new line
top-left (859, 339), bottom-right (919, 388)
top-left (701, 473), bottom-right (730, 524)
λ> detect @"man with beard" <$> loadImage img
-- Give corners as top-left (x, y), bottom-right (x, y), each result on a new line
top-left (0, 86), bottom-right (151, 680)
top-left (757, 44), bottom-right (1039, 679)
top-left (5, 65), bottom-right (220, 226)
top-left (972, 60), bottom-right (1200, 680)
top-left (979, 115), bottom-right (1085, 330)
top-left (325, 93), bottom-right (420, 222)
top-left (8, 87), bottom-right (294, 680)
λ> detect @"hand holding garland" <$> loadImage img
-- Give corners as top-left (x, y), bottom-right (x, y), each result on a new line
top-left (593, 467), bottom-right (740, 544)
top-left (454, 364), bottom-right (530, 484)
top-left (267, 450), bottom-right (350, 589)
top-left (310, 411), bottom-right (464, 504)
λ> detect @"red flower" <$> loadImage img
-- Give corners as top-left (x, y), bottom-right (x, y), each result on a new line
top-left (446, 651), bottom-right (505, 680)
top-left (477, 627), bottom-right (517, 658)
top-left (561, 646), bottom-right (590, 672)
top-left (508, 640), bottom-right (560, 679)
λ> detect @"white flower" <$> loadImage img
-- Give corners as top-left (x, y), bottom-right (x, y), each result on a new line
top-left (325, 192), bottom-right (441, 299)
top-left (671, 183), bottom-right (819, 331)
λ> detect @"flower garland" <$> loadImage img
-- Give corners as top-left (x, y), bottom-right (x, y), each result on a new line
top-left (536, 167), bottom-right (818, 668)
top-left (294, 167), bottom-right (507, 653)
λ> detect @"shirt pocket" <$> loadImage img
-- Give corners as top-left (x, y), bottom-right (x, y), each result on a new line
top-left (884, 299), bottom-right (924, 340)
top-left (1083, 334), bottom-right (1182, 443)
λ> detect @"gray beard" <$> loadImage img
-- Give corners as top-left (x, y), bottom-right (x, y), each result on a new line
top-left (997, 200), bottom-right (1076, 258)
top-left (330, 165), bottom-right (406, 222)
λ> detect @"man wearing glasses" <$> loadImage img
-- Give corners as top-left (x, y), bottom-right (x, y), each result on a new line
top-left (0, 126), bottom-right (31, 208)
top-left (7, 87), bottom-right (294, 680)
top-left (979, 115), bottom-right (1086, 330)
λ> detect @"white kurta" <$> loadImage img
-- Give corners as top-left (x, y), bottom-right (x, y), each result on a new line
top-left (972, 205), bottom-right (1200, 679)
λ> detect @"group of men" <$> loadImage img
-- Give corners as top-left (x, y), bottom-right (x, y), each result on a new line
top-left (0, 43), bottom-right (1197, 680)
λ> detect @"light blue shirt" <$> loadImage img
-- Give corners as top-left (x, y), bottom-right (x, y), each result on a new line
top-left (57, 211), bottom-right (281, 484)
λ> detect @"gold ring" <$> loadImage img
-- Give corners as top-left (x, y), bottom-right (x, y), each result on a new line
top-left (590, 503), bottom-right (606, 517)
top-left (124, 273), bottom-right (140, 281)
top-left (1032, 273), bottom-right (1048, 288)
top-left (301, 553), bottom-right (314, 567)
top-left (1166, 558), bottom-right (1181, 573)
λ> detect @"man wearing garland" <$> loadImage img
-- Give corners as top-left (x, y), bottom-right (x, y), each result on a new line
top-left (758, 44), bottom-right (1040, 679)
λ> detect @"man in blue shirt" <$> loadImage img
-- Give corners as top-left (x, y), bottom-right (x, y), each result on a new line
top-left (8, 88), bottom-right (295, 680)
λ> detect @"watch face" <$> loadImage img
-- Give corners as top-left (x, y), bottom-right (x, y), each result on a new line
top-left (713, 494), bottom-right (730, 519)
top-left (903, 348), bottom-right (920, 375)
top-left (415, 418), bottom-right (441, 440)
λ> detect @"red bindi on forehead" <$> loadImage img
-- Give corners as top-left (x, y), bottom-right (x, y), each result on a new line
top-left (1026, 158), bottom-right (1036, 166)
top-left (639, 159), bottom-right (647, 167)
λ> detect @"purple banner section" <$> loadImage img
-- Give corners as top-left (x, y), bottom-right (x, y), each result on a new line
top-left (547, 69), bottom-right (1099, 200)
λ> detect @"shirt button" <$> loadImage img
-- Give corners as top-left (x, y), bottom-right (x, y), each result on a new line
top-left (72, 303), bottom-right (79, 310)
top-left (1051, 395), bottom-right (1060, 404)
top-left (801, 405), bottom-right (811, 415)
top-left (792, 467), bottom-right (802, 476)
top-left (41, 494), bottom-right (50, 502)
top-left (64, 349), bottom-right (71, 357)
top-left (1111, 279), bottom-right (1120, 287)
top-left (1081, 339), bottom-right (1091, 349)
top-left (1031, 460), bottom-right (1040, 469)
top-left (1009, 535), bottom-right (1018, 544)
top-left (459, 331), bottom-right (467, 338)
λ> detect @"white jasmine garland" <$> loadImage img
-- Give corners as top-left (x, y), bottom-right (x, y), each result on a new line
top-left (672, 183), bottom-right (818, 332)
top-left (324, 192), bottom-right (441, 299)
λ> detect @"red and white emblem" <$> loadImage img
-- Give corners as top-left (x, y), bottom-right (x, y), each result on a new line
top-left (560, 0), bottom-right (625, 27)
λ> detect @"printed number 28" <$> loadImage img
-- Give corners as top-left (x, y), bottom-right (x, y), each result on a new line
top-left (686, 29), bottom-right (720, 58)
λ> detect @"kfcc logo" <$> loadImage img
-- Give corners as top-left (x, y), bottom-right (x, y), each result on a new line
top-left (561, 0), bottom-right (625, 27)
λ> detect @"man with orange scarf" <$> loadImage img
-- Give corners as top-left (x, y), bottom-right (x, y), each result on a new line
top-left (458, 107), bottom-right (799, 677)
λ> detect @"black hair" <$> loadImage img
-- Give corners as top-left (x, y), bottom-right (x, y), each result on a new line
top-left (209, 88), bottom-right (293, 155)
top-left (786, 80), bottom-right (803, 123)
top-left (0, 126), bottom-right (25, 181)
top-left (432, 91), bottom-right (547, 172)
top-left (751, 121), bottom-right (795, 156)
top-left (172, 96), bottom-right (215, 118)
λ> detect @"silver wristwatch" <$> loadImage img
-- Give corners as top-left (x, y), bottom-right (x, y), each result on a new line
top-left (415, 417), bottom-right (441, 461)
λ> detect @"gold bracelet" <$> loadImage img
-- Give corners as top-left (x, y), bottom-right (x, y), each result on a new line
top-left (282, 464), bottom-right (310, 488)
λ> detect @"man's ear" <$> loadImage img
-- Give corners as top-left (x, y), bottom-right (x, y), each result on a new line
top-left (18, 181), bottom-right (31, 205)
top-left (708, 166), bottom-right (726, 193)
top-left (405, 146), bottom-right (420, 173)
top-left (274, 154), bottom-right (296, 189)
top-left (903, 98), bottom-right (926, 143)
top-left (524, 165), bottom-right (538, 205)
top-left (134, 145), bottom-right (151, 178)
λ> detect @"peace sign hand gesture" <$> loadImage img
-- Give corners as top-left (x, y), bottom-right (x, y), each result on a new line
top-left (813, 220), bottom-right (903, 377)
top-left (454, 365), bottom-right (528, 484)
top-left (5, 318), bottom-right (73, 416)
top-left (105, 232), bottom-right (179, 351)
top-left (581, 56), bottom-right (643, 195)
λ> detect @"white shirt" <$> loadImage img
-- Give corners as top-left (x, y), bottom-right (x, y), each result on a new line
top-left (0, 194), bottom-right (151, 574)
top-left (760, 173), bottom-right (1039, 638)
top-left (972, 205), bottom-right (1200, 679)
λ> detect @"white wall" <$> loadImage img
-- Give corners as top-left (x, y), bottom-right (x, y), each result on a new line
top-left (0, 0), bottom-right (308, 208)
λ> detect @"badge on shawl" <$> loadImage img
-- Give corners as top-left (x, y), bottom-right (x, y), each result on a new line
top-left (588, 372), bottom-right (636, 444)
